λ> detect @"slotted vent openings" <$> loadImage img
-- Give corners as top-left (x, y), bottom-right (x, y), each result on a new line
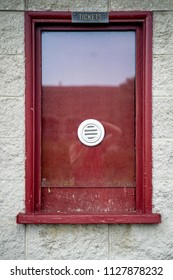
top-left (77, 119), bottom-right (105, 147)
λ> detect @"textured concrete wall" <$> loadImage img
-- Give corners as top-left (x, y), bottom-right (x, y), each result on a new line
top-left (0, 0), bottom-right (173, 259)
top-left (0, 0), bottom-right (25, 259)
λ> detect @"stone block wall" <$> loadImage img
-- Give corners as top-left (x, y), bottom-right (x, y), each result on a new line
top-left (0, 0), bottom-right (173, 259)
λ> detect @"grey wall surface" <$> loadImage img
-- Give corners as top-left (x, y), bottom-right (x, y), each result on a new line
top-left (0, 0), bottom-right (173, 259)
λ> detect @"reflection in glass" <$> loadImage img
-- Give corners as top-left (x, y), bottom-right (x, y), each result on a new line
top-left (41, 31), bottom-right (136, 188)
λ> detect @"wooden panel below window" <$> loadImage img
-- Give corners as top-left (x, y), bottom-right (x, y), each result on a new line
top-left (41, 187), bottom-right (135, 213)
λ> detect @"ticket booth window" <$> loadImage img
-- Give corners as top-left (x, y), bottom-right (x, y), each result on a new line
top-left (17, 12), bottom-right (161, 224)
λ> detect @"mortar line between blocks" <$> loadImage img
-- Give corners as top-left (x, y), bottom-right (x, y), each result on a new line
top-left (25, 224), bottom-right (28, 260)
top-left (24, 0), bottom-right (27, 11)
top-left (108, 225), bottom-right (111, 260)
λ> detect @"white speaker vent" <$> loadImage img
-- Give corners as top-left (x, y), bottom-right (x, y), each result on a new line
top-left (77, 119), bottom-right (105, 147)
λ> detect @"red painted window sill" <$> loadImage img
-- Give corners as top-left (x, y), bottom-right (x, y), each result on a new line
top-left (17, 212), bottom-right (161, 224)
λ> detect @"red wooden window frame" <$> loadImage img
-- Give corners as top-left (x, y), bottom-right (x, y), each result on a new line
top-left (17, 11), bottom-right (161, 224)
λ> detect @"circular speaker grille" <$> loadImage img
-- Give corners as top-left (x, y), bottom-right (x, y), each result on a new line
top-left (77, 119), bottom-right (105, 147)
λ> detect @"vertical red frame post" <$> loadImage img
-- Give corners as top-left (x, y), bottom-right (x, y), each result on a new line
top-left (143, 12), bottom-right (153, 214)
top-left (25, 12), bottom-right (35, 214)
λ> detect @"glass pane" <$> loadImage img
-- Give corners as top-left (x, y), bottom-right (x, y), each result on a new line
top-left (41, 31), bottom-right (135, 188)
